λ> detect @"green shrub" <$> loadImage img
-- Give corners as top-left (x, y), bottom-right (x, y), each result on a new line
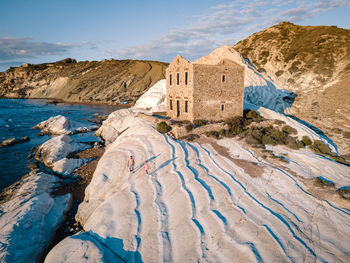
top-left (285, 137), bottom-right (299, 150)
top-left (274, 119), bottom-right (285, 125)
top-left (296, 140), bottom-right (305, 148)
top-left (251, 128), bottom-right (264, 142)
top-left (224, 116), bottom-right (247, 136)
top-left (193, 120), bottom-right (206, 126)
top-left (218, 129), bottom-right (226, 136)
top-left (262, 135), bottom-right (278, 146)
top-left (268, 127), bottom-right (287, 144)
top-left (156, 121), bottom-right (170, 133)
top-left (310, 140), bottom-right (331, 155)
top-left (302, 136), bottom-right (312, 146)
top-left (206, 130), bottom-right (220, 139)
top-left (245, 135), bottom-right (262, 145)
top-left (282, 125), bottom-right (297, 135)
top-left (244, 110), bottom-right (263, 122)
top-left (185, 124), bottom-right (193, 132)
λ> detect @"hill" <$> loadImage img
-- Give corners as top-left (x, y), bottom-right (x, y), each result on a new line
top-left (0, 58), bottom-right (168, 104)
top-left (234, 22), bottom-right (350, 155)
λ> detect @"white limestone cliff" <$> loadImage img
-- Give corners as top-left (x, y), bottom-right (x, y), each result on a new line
top-left (0, 172), bottom-right (71, 263)
top-left (45, 109), bottom-right (350, 262)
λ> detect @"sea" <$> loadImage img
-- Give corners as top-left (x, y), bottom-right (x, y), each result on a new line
top-left (0, 99), bottom-right (118, 193)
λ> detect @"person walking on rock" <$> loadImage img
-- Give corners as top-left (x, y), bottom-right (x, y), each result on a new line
top-left (144, 160), bottom-right (150, 176)
top-left (128, 156), bottom-right (135, 173)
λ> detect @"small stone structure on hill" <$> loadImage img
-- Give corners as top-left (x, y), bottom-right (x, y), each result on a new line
top-left (166, 54), bottom-right (245, 122)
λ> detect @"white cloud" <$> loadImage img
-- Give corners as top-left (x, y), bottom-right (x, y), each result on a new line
top-left (0, 37), bottom-right (81, 61)
top-left (115, 0), bottom-right (349, 62)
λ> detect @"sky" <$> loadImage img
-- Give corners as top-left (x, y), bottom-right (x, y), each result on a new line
top-left (0, 0), bottom-right (350, 71)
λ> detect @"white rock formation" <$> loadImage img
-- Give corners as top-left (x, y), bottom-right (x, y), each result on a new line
top-left (36, 134), bottom-right (88, 167)
top-left (0, 172), bottom-right (71, 263)
top-left (134, 79), bottom-right (166, 113)
top-left (265, 145), bottom-right (350, 189)
top-left (194, 46), bottom-right (296, 113)
top-left (95, 108), bottom-right (147, 145)
top-left (45, 232), bottom-right (124, 263)
top-left (33, 115), bottom-right (98, 135)
top-left (46, 109), bottom-right (350, 263)
top-left (52, 158), bottom-right (86, 177)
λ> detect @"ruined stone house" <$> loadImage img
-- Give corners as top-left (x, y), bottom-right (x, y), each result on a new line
top-left (166, 55), bottom-right (245, 122)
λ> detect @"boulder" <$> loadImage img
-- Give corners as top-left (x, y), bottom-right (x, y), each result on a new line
top-left (0, 136), bottom-right (30, 148)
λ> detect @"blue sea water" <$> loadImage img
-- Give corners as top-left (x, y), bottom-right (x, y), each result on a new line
top-left (0, 99), bottom-right (118, 193)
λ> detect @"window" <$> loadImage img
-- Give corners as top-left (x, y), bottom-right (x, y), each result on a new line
top-left (177, 73), bottom-right (179, 85)
top-left (221, 104), bottom-right (224, 111)
top-left (169, 74), bottom-right (172, 85)
top-left (185, 101), bottom-right (188, 113)
top-left (222, 75), bottom-right (226, 82)
top-left (170, 99), bottom-right (173, 110)
top-left (185, 72), bottom-right (188, 85)
top-left (176, 100), bottom-right (180, 117)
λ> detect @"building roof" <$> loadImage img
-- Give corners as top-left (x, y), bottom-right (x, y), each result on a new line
top-left (169, 54), bottom-right (242, 68)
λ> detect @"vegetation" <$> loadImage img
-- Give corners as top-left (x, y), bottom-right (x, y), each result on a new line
top-left (156, 122), bottom-right (171, 133)
top-left (0, 58), bottom-right (168, 104)
top-left (185, 124), bottom-right (193, 132)
top-left (205, 131), bottom-right (220, 139)
top-left (193, 120), bottom-right (206, 126)
top-left (234, 21), bottom-right (350, 87)
top-left (244, 109), bottom-right (263, 122)
top-left (301, 136), bottom-right (312, 146)
top-left (203, 110), bottom-right (304, 150)
top-left (224, 116), bottom-right (247, 136)
top-left (282, 125), bottom-right (297, 135)
top-left (310, 140), bottom-right (331, 155)
top-left (309, 140), bottom-right (350, 166)
top-left (274, 119), bottom-right (285, 125)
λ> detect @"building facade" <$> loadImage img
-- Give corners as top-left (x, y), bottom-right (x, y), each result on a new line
top-left (166, 55), bottom-right (245, 122)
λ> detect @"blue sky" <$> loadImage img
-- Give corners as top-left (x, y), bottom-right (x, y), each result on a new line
top-left (1, 0), bottom-right (349, 71)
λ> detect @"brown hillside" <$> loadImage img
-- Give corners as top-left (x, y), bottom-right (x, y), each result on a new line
top-left (234, 22), bottom-right (350, 155)
top-left (0, 58), bottom-right (168, 104)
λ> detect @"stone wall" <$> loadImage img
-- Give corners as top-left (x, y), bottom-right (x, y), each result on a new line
top-left (166, 55), bottom-right (245, 122)
top-left (166, 55), bottom-right (194, 121)
top-left (192, 63), bottom-right (244, 121)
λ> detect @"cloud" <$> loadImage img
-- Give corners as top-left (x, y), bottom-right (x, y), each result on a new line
top-left (118, 3), bottom-right (259, 61)
top-left (116, 0), bottom-right (349, 63)
top-left (273, 7), bottom-right (312, 23)
top-left (0, 37), bottom-right (80, 61)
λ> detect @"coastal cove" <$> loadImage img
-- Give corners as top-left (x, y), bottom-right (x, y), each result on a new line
top-left (0, 98), bottom-right (120, 193)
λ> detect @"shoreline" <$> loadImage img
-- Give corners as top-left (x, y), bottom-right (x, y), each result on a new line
top-left (40, 144), bottom-right (106, 261)
top-left (0, 96), bottom-right (134, 108)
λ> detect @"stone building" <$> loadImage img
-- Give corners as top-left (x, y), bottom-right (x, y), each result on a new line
top-left (166, 54), bottom-right (245, 122)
